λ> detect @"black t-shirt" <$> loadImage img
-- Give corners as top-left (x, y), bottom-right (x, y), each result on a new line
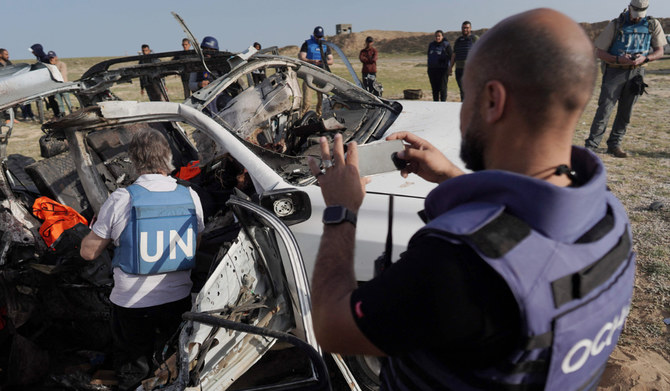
top-left (350, 235), bottom-right (522, 368)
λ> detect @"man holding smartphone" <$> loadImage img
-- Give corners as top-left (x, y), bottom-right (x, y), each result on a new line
top-left (309, 9), bottom-right (635, 391)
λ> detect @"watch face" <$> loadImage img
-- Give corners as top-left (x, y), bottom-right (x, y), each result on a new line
top-left (323, 206), bottom-right (345, 223)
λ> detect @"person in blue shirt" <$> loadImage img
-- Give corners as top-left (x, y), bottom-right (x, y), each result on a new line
top-left (298, 26), bottom-right (333, 117)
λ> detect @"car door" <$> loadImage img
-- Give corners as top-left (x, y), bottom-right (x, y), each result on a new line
top-left (171, 194), bottom-right (328, 390)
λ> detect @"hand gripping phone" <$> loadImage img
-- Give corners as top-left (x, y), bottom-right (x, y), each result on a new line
top-left (353, 139), bottom-right (408, 177)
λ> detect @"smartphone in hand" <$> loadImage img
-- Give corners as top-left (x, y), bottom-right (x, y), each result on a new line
top-left (354, 140), bottom-right (407, 176)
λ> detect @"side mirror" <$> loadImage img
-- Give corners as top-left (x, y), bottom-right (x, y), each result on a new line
top-left (258, 188), bottom-right (311, 226)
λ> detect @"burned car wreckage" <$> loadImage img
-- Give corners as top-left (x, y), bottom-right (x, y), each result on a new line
top-left (0, 31), bottom-right (464, 390)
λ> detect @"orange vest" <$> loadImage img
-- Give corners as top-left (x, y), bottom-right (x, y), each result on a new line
top-left (32, 197), bottom-right (88, 248)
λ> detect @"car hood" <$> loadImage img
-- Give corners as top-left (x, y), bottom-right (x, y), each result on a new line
top-left (365, 100), bottom-right (466, 198)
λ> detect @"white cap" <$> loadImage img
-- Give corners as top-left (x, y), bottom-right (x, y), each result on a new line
top-left (629, 0), bottom-right (649, 19)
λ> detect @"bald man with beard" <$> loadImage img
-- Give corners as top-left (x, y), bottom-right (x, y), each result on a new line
top-left (308, 8), bottom-right (635, 391)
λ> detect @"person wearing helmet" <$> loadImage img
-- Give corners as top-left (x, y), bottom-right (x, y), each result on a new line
top-left (189, 36), bottom-right (221, 92)
top-left (298, 26), bottom-right (333, 117)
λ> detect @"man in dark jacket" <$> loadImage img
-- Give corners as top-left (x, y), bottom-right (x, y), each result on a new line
top-left (427, 30), bottom-right (452, 101)
top-left (450, 21), bottom-right (479, 101)
top-left (139, 44), bottom-right (164, 101)
top-left (308, 8), bottom-right (635, 391)
top-left (359, 36), bottom-right (379, 95)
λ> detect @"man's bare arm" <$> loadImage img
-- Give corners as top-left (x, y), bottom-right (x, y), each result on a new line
top-left (307, 135), bottom-right (383, 355)
top-left (80, 231), bottom-right (112, 260)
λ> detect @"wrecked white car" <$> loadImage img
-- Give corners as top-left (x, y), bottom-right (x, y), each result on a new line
top-left (0, 38), bottom-right (464, 389)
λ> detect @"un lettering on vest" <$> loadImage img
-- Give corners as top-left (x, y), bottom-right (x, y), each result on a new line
top-left (139, 228), bottom-right (195, 262)
top-left (620, 34), bottom-right (650, 50)
top-left (560, 304), bottom-right (630, 374)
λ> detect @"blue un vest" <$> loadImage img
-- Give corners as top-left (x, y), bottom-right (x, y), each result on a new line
top-left (112, 184), bottom-right (198, 275)
top-left (381, 149), bottom-right (635, 391)
top-left (608, 14), bottom-right (652, 56)
top-left (305, 36), bottom-right (328, 63)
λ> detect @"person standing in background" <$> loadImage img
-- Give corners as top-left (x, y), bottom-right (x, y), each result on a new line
top-left (359, 36), bottom-right (379, 95)
top-left (30, 43), bottom-right (61, 118)
top-left (585, 0), bottom-right (665, 158)
top-left (450, 21), bottom-right (478, 101)
top-left (298, 26), bottom-right (333, 117)
top-left (47, 51), bottom-right (73, 114)
top-left (427, 30), bottom-right (452, 101)
top-left (251, 42), bottom-right (266, 85)
top-left (174, 38), bottom-right (194, 99)
top-left (139, 44), bottom-right (164, 101)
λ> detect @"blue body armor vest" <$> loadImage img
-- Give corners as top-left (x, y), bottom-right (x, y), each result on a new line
top-left (608, 14), bottom-right (652, 56)
top-left (305, 36), bottom-right (328, 63)
top-left (381, 148), bottom-right (635, 391)
top-left (112, 184), bottom-right (198, 275)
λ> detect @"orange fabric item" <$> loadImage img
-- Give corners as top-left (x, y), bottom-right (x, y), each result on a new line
top-left (175, 160), bottom-right (201, 180)
top-left (32, 196), bottom-right (88, 248)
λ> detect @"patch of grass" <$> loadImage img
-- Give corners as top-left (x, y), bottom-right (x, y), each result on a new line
top-left (641, 260), bottom-right (670, 277)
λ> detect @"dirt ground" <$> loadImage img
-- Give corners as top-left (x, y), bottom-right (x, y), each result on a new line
top-left (4, 50), bottom-right (670, 390)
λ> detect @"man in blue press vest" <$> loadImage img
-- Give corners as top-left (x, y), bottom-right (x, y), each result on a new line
top-left (298, 26), bottom-right (333, 117)
top-left (81, 128), bottom-right (205, 390)
top-left (585, 0), bottom-right (665, 158)
top-left (308, 9), bottom-right (635, 391)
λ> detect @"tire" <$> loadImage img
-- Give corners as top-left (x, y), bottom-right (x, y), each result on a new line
top-left (343, 355), bottom-right (382, 391)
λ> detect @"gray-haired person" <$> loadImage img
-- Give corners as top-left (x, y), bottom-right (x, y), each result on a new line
top-left (81, 128), bottom-right (204, 390)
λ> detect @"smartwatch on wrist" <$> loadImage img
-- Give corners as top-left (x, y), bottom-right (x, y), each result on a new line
top-left (322, 205), bottom-right (357, 227)
top-left (644, 56), bottom-right (650, 64)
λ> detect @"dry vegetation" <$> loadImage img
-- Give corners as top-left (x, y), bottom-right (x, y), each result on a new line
top-left (5, 24), bottom-right (670, 388)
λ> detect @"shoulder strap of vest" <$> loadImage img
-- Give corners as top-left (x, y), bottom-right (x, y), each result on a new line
top-left (465, 212), bottom-right (530, 258)
top-left (609, 13), bottom-right (626, 50)
top-left (420, 206), bottom-right (531, 259)
top-left (647, 15), bottom-right (658, 32)
top-left (125, 183), bottom-right (145, 199)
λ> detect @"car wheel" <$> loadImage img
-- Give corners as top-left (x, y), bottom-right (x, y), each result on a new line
top-left (343, 354), bottom-right (381, 391)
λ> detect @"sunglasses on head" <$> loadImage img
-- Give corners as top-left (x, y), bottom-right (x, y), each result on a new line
top-left (630, 5), bottom-right (648, 11)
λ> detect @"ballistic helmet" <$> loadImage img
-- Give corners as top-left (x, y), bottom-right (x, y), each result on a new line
top-left (200, 36), bottom-right (219, 51)
top-left (313, 26), bottom-right (324, 38)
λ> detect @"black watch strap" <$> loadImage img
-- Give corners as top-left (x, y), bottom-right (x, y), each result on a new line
top-left (322, 205), bottom-right (357, 227)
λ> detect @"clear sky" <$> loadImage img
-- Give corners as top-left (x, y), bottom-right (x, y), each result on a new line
top-left (3, 0), bottom-right (669, 60)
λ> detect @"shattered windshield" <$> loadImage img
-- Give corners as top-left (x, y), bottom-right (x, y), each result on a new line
top-left (189, 58), bottom-right (401, 185)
